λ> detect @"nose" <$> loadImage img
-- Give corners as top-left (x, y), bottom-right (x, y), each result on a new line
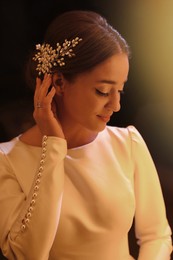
top-left (105, 92), bottom-right (121, 112)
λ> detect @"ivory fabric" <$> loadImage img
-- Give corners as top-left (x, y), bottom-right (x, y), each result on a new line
top-left (0, 125), bottom-right (172, 260)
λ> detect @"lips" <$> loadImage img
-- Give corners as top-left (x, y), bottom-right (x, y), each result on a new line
top-left (97, 115), bottom-right (112, 123)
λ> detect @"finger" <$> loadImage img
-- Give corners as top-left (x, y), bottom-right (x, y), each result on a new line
top-left (46, 86), bottom-right (56, 99)
top-left (39, 74), bottom-right (52, 99)
top-left (34, 77), bottom-right (42, 106)
top-left (34, 74), bottom-right (52, 109)
top-left (35, 86), bottom-right (56, 111)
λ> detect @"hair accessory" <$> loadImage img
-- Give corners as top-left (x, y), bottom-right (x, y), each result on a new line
top-left (33, 37), bottom-right (82, 75)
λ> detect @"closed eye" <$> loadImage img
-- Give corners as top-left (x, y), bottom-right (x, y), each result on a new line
top-left (96, 89), bottom-right (125, 97)
top-left (96, 89), bottom-right (109, 97)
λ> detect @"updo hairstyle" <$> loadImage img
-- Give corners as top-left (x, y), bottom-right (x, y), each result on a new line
top-left (25, 10), bottom-right (130, 90)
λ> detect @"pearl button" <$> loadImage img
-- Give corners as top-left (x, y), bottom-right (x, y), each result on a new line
top-left (42, 141), bottom-right (47, 147)
top-left (34, 185), bottom-right (39, 191)
top-left (25, 218), bottom-right (30, 224)
top-left (40, 159), bottom-right (44, 165)
top-left (35, 179), bottom-right (40, 185)
top-left (28, 206), bottom-right (33, 212)
top-left (39, 166), bottom-right (43, 172)
top-left (42, 147), bottom-right (47, 153)
top-left (32, 192), bottom-right (37, 198)
top-left (37, 172), bottom-right (42, 178)
top-left (21, 224), bottom-right (26, 231)
top-left (26, 212), bottom-right (32, 218)
top-left (30, 199), bottom-right (36, 206)
top-left (43, 135), bottom-right (48, 141)
top-left (41, 153), bottom-right (46, 159)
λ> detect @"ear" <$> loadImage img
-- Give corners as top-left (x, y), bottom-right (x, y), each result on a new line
top-left (52, 72), bottom-right (64, 95)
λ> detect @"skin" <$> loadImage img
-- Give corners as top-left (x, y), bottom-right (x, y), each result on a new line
top-left (20, 53), bottom-right (129, 148)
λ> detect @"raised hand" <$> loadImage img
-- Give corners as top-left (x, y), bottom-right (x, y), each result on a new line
top-left (33, 74), bottom-right (65, 138)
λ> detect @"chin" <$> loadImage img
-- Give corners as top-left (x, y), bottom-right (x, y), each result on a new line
top-left (98, 124), bottom-right (107, 132)
top-left (88, 123), bottom-right (107, 133)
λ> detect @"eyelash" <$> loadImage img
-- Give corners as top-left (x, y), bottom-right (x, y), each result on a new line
top-left (96, 89), bottom-right (124, 97)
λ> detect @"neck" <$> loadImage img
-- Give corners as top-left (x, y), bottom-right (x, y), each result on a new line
top-left (19, 125), bottom-right (43, 147)
top-left (56, 101), bottom-right (98, 148)
top-left (62, 124), bottom-right (98, 149)
top-left (19, 124), bottom-right (98, 149)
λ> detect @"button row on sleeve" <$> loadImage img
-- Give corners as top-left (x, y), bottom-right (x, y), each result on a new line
top-left (20, 135), bottom-right (48, 232)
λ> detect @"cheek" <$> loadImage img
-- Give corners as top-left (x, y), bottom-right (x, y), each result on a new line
top-left (63, 93), bottom-right (84, 115)
top-left (81, 97), bottom-right (102, 114)
top-left (63, 87), bottom-right (104, 115)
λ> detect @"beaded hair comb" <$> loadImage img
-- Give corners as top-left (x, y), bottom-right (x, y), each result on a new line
top-left (33, 37), bottom-right (82, 75)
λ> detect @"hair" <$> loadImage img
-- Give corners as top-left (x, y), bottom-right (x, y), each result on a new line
top-left (25, 10), bottom-right (130, 90)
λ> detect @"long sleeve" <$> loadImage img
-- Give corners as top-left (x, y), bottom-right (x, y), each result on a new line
top-left (128, 126), bottom-right (172, 259)
top-left (0, 136), bottom-right (67, 260)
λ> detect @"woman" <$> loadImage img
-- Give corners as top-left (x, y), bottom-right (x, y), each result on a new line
top-left (0, 10), bottom-right (172, 260)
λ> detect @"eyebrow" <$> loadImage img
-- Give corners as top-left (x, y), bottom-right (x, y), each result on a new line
top-left (96, 79), bottom-right (128, 85)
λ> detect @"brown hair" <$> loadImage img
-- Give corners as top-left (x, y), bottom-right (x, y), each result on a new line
top-left (25, 10), bottom-right (130, 90)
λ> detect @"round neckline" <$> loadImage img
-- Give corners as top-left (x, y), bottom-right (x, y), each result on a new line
top-left (16, 127), bottom-right (109, 153)
top-left (67, 128), bottom-right (108, 156)
top-left (67, 133), bottom-right (99, 151)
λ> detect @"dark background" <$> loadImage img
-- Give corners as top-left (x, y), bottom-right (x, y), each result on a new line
top-left (0, 0), bottom-right (173, 259)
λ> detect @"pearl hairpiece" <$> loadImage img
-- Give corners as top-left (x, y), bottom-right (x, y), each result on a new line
top-left (33, 37), bottom-right (82, 75)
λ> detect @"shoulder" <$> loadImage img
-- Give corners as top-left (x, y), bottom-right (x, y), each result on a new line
top-left (104, 125), bottom-right (147, 155)
top-left (0, 137), bottom-right (41, 195)
top-left (105, 125), bottom-right (143, 143)
top-left (0, 137), bottom-right (21, 170)
top-left (0, 135), bottom-right (42, 158)
top-left (0, 136), bottom-right (40, 161)
top-left (0, 137), bottom-right (20, 155)
top-left (106, 126), bottom-right (153, 162)
top-left (0, 136), bottom-right (42, 172)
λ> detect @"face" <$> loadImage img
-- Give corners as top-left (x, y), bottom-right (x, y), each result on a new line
top-left (55, 53), bottom-right (129, 133)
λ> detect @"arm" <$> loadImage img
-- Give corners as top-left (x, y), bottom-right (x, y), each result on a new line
top-left (0, 136), bottom-right (67, 260)
top-left (128, 126), bottom-right (172, 260)
top-left (0, 73), bottom-right (66, 259)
